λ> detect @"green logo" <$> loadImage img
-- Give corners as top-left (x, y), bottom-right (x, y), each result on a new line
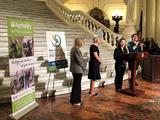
top-left (51, 34), bottom-right (61, 47)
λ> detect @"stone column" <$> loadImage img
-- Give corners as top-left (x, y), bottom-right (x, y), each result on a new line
top-left (125, 0), bottom-right (135, 24)
top-left (155, 0), bottom-right (160, 44)
top-left (146, 0), bottom-right (156, 39)
top-left (141, 0), bottom-right (146, 39)
top-left (122, 0), bottom-right (136, 41)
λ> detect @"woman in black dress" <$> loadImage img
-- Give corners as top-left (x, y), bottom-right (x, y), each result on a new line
top-left (88, 36), bottom-right (102, 96)
top-left (114, 37), bottom-right (128, 91)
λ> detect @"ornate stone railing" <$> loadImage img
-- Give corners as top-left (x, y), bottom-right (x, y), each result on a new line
top-left (45, 0), bottom-right (123, 47)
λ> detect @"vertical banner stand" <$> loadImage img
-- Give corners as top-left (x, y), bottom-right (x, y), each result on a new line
top-left (10, 102), bottom-right (38, 120)
top-left (46, 72), bottom-right (56, 97)
top-left (46, 68), bottom-right (71, 97)
top-left (46, 31), bottom-right (68, 96)
top-left (8, 17), bottom-right (38, 120)
top-left (64, 68), bottom-right (71, 93)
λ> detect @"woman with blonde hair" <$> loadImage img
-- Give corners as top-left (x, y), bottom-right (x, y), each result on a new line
top-left (88, 36), bottom-right (102, 96)
top-left (70, 37), bottom-right (86, 106)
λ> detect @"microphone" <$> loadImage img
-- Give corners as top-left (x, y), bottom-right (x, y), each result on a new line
top-left (140, 43), bottom-right (144, 51)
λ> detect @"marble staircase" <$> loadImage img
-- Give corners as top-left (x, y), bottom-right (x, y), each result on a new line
top-left (0, 0), bottom-right (127, 103)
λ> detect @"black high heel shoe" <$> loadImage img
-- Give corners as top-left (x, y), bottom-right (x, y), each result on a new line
top-left (89, 92), bottom-right (99, 97)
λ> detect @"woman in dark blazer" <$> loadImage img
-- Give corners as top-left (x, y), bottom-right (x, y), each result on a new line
top-left (114, 37), bottom-right (128, 91)
top-left (70, 38), bottom-right (86, 106)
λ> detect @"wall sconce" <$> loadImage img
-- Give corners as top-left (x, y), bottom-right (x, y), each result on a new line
top-left (112, 15), bottom-right (122, 33)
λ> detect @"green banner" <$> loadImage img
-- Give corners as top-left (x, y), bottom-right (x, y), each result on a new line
top-left (12, 92), bottom-right (36, 113)
top-left (7, 17), bottom-right (34, 37)
top-left (8, 17), bottom-right (36, 115)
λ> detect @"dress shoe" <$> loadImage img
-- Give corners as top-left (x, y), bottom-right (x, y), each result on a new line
top-left (89, 92), bottom-right (99, 97)
top-left (115, 88), bottom-right (121, 92)
top-left (135, 81), bottom-right (138, 86)
top-left (72, 102), bottom-right (83, 106)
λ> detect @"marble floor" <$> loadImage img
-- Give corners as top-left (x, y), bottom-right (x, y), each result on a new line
top-left (0, 77), bottom-right (160, 120)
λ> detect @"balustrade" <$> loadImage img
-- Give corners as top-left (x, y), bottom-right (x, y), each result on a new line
top-left (45, 0), bottom-right (123, 47)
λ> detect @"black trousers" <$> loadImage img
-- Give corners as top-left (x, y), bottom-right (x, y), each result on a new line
top-left (114, 64), bottom-right (126, 91)
top-left (70, 73), bottom-right (82, 104)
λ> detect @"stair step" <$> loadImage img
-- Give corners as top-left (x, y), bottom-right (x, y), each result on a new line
top-left (0, 0), bottom-right (118, 103)
top-left (0, 70), bottom-right (5, 77)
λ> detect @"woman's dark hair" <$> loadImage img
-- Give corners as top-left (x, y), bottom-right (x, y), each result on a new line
top-left (117, 37), bottom-right (126, 47)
